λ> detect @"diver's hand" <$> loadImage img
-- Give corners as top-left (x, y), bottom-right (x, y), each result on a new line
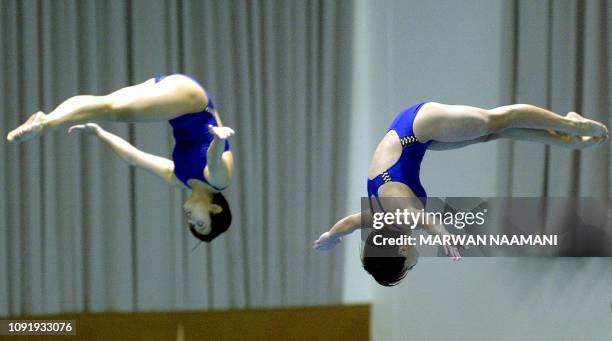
top-left (314, 231), bottom-right (342, 251)
top-left (209, 125), bottom-right (235, 140)
top-left (68, 123), bottom-right (101, 135)
top-left (443, 244), bottom-right (462, 261)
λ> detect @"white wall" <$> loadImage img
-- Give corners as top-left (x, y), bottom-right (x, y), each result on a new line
top-left (343, 0), bottom-right (612, 340)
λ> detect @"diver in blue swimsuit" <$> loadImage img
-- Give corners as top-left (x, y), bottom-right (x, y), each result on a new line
top-left (7, 74), bottom-right (235, 242)
top-left (367, 103), bottom-right (430, 208)
top-left (314, 101), bottom-right (608, 286)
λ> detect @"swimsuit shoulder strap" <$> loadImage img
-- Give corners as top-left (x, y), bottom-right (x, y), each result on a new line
top-left (398, 135), bottom-right (420, 147)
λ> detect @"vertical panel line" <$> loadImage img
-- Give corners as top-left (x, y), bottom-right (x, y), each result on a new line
top-left (125, 0), bottom-right (138, 311)
top-left (16, 0), bottom-right (29, 315)
top-left (37, 0), bottom-right (47, 313)
top-left (571, 0), bottom-right (585, 196)
top-left (507, 0), bottom-right (519, 196)
top-left (542, 0), bottom-right (552, 197)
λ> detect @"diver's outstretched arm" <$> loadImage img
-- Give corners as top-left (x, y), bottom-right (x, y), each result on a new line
top-left (419, 216), bottom-right (463, 260)
top-left (370, 201), bottom-right (463, 260)
top-left (313, 212), bottom-right (362, 251)
top-left (69, 123), bottom-right (183, 187)
top-left (7, 74), bottom-right (207, 142)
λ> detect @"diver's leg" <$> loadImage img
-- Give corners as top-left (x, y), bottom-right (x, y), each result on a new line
top-left (429, 127), bottom-right (603, 151)
top-left (414, 102), bottom-right (608, 144)
top-left (7, 74), bottom-right (208, 142)
top-left (498, 128), bottom-right (602, 149)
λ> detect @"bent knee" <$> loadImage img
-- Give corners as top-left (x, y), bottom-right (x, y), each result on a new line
top-left (107, 96), bottom-right (139, 121)
top-left (486, 107), bottom-right (515, 132)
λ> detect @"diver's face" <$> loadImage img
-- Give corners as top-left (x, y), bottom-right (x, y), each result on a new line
top-left (184, 199), bottom-right (212, 235)
top-left (399, 245), bottom-right (419, 270)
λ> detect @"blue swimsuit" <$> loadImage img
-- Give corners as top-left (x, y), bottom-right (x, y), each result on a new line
top-left (155, 75), bottom-right (230, 191)
top-left (367, 102), bottom-right (431, 207)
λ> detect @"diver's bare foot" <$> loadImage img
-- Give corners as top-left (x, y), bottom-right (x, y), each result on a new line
top-left (7, 111), bottom-right (47, 142)
top-left (574, 135), bottom-right (604, 149)
top-left (566, 112), bottom-right (608, 138)
top-left (560, 133), bottom-right (604, 149)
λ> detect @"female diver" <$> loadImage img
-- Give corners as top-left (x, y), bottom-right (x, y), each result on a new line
top-left (7, 74), bottom-right (234, 242)
top-left (314, 102), bottom-right (609, 286)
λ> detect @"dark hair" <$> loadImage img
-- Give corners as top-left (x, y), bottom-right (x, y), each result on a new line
top-left (362, 228), bottom-right (408, 286)
top-left (188, 192), bottom-right (232, 242)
